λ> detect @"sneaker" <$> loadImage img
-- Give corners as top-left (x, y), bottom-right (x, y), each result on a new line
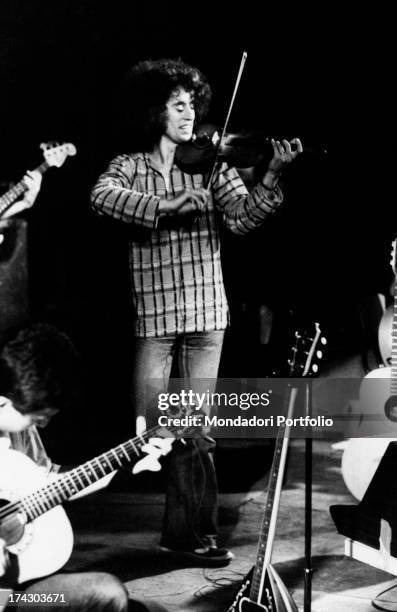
top-left (160, 536), bottom-right (234, 567)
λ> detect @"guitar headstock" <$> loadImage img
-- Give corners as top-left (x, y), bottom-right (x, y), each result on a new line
top-left (40, 141), bottom-right (77, 168)
top-left (390, 238), bottom-right (396, 275)
top-left (288, 322), bottom-right (326, 377)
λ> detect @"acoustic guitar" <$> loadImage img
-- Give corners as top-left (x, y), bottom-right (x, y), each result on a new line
top-left (227, 323), bottom-right (325, 612)
top-left (0, 408), bottom-right (198, 587)
top-left (0, 142), bottom-right (77, 219)
top-left (342, 239), bottom-right (397, 500)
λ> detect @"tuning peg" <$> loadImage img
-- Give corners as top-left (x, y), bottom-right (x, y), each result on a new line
top-left (316, 350), bottom-right (323, 359)
top-left (311, 364), bottom-right (318, 373)
top-left (320, 337), bottom-right (327, 345)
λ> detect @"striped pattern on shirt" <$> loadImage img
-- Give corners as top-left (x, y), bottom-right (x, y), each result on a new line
top-left (91, 153), bottom-right (283, 337)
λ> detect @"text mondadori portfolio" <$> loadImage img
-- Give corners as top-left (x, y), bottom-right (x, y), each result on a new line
top-left (158, 414), bottom-right (334, 428)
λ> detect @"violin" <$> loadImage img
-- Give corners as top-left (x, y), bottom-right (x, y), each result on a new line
top-left (175, 52), bottom-right (326, 182)
top-left (175, 123), bottom-right (327, 175)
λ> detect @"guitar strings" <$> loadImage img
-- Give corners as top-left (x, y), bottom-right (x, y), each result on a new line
top-left (0, 420), bottom-right (190, 521)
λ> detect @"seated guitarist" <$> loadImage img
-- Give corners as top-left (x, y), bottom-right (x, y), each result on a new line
top-left (0, 171), bottom-right (42, 219)
top-left (0, 323), bottom-right (168, 612)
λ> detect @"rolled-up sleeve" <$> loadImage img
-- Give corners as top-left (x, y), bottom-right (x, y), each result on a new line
top-left (212, 163), bottom-right (283, 235)
top-left (90, 155), bottom-right (160, 229)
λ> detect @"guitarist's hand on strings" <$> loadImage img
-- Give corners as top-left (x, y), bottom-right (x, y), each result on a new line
top-left (1, 536), bottom-right (20, 587)
top-left (1, 170), bottom-right (42, 220)
top-left (133, 416), bottom-right (174, 474)
top-left (0, 538), bottom-right (10, 578)
top-left (22, 170), bottom-right (42, 208)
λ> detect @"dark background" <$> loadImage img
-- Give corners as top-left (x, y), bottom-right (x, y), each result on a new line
top-left (0, 1), bottom-right (394, 462)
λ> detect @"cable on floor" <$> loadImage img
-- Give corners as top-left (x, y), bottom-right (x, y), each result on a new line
top-left (192, 567), bottom-right (246, 601)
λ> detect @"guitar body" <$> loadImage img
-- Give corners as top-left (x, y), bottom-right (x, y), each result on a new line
top-left (342, 366), bottom-right (397, 500)
top-left (0, 448), bottom-right (73, 585)
top-left (342, 437), bottom-right (395, 500)
top-left (227, 565), bottom-right (298, 612)
top-left (0, 409), bottom-right (192, 588)
top-left (379, 305), bottom-right (392, 366)
top-left (349, 366), bottom-right (395, 433)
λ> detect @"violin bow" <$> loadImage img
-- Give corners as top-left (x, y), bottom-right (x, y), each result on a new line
top-left (204, 51), bottom-right (248, 189)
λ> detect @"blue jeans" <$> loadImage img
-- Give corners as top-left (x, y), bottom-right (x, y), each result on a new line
top-left (132, 331), bottom-right (225, 549)
top-left (12, 572), bottom-right (167, 611)
top-left (12, 572), bottom-right (128, 611)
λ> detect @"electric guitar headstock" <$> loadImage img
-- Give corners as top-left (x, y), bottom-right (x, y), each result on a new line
top-left (40, 141), bottom-right (77, 168)
top-left (288, 322), bottom-right (326, 377)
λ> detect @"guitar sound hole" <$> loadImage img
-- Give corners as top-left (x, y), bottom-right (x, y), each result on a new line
top-left (0, 498), bottom-right (25, 545)
top-left (239, 598), bottom-right (271, 611)
top-left (385, 396), bottom-right (397, 422)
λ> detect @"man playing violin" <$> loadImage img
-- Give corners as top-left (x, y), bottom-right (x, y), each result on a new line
top-left (90, 58), bottom-right (302, 565)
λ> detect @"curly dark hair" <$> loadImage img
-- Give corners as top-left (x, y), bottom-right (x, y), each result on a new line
top-left (0, 323), bottom-right (81, 415)
top-left (120, 58), bottom-right (212, 152)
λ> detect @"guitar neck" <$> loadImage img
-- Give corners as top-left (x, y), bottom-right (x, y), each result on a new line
top-left (249, 387), bottom-right (298, 603)
top-left (0, 161), bottom-right (49, 217)
top-left (13, 427), bottom-right (159, 522)
top-left (391, 285), bottom-right (397, 394)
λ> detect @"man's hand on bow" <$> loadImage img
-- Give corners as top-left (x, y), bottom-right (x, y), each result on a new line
top-left (159, 188), bottom-right (208, 218)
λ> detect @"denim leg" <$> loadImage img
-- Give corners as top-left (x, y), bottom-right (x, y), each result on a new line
top-left (131, 336), bottom-right (176, 429)
top-left (15, 572), bottom-right (129, 611)
top-left (160, 437), bottom-right (218, 549)
top-left (178, 330), bottom-right (225, 391)
top-left (161, 331), bottom-right (224, 549)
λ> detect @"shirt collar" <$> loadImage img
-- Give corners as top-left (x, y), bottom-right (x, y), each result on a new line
top-left (133, 151), bottom-right (180, 173)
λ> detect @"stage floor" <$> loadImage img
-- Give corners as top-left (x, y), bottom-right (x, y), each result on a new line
top-left (63, 436), bottom-right (397, 612)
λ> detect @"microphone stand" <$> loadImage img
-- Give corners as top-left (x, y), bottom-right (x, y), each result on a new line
top-left (304, 380), bottom-right (314, 612)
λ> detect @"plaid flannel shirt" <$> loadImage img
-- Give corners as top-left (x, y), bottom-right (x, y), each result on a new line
top-left (91, 153), bottom-right (283, 337)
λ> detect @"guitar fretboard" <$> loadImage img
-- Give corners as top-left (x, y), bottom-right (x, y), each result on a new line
top-left (0, 162), bottom-right (48, 217)
top-left (249, 324), bottom-right (322, 603)
top-left (0, 429), bottom-right (161, 522)
top-left (391, 283), bottom-right (397, 394)
top-left (249, 420), bottom-right (285, 600)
